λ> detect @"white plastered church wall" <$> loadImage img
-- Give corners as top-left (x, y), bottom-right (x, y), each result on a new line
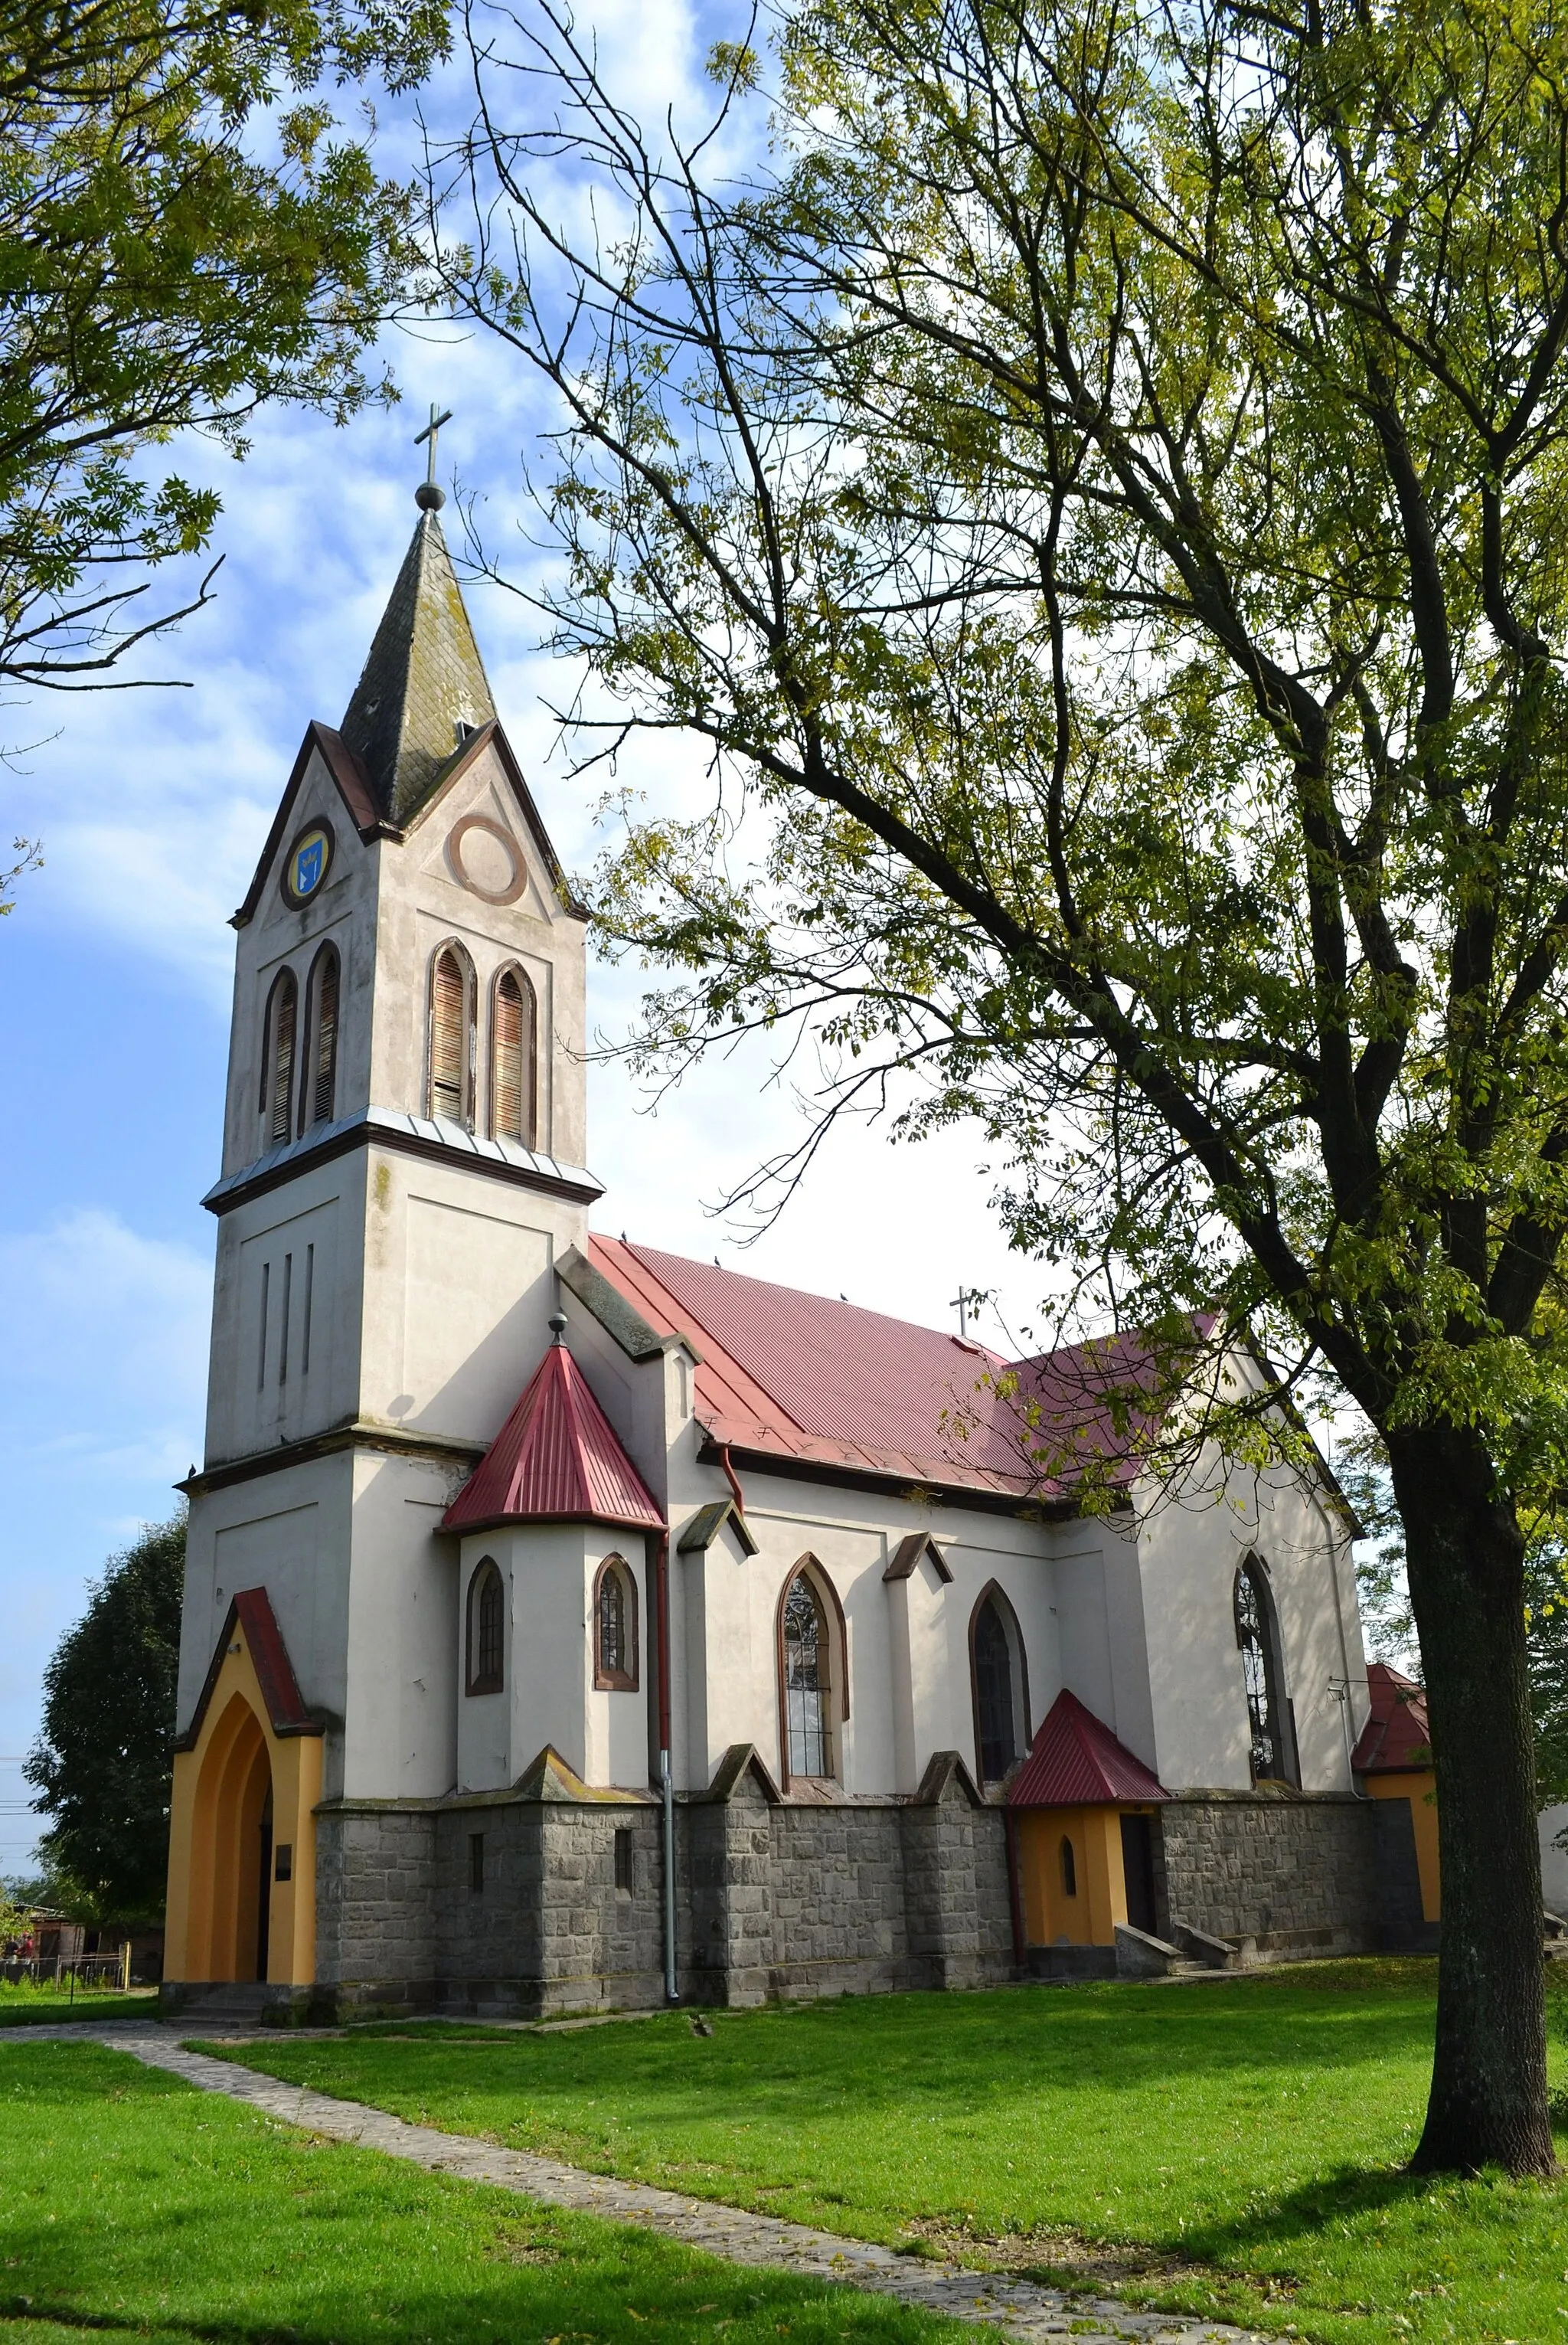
top-left (365, 733), bottom-right (590, 1167)
top-left (340, 1447), bottom-right (462, 1798)
top-left (454, 1527), bottom-right (653, 1793)
top-left (218, 743), bottom-right (370, 1181)
top-left (1132, 1421), bottom-right (1368, 1794)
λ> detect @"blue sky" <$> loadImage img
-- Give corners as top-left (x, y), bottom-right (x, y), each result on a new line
top-left (0, 0), bottom-right (1058, 1863)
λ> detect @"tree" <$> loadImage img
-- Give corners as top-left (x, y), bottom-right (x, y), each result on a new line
top-left (0, 0), bottom-right (445, 707)
top-left (1339, 1422), bottom-right (1568, 1801)
top-left (25, 1510), bottom-right (185, 1925)
top-left (431, 0), bottom-right (1568, 2172)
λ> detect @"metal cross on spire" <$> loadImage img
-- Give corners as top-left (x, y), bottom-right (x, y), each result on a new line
top-left (414, 402), bottom-right (452, 511)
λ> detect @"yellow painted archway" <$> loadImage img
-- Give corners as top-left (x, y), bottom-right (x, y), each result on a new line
top-left (165, 1592), bottom-right (322, 1986)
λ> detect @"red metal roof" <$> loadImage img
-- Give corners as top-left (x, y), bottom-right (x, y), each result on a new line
top-left (1008, 1689), bottom-right (1168, 1807)
top-left (444, 1339), bottom-right (664, 1533)
top-left (587, 1236), bottom-right (1182, 1503)
top-left (1351, 1661), bottom-right (1433, 1774)
top-left (174, 1586), bottom-right (322, 1751)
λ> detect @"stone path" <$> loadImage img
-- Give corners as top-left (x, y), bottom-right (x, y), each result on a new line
top-left (3, 2021), bottom-right (1276, 2345)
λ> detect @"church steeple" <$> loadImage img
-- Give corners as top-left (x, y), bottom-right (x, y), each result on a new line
top-left (338, 504), bottom-right (498, 828)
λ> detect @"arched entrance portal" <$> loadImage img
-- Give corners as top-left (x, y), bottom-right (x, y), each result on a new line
top-left (187, 1695), bottom-right (275, 1981)
top-left (164, 1588), bottom-right (322, 1991)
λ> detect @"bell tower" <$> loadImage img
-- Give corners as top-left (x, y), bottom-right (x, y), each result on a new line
top-left (164, 469), bottom-right (600, 2000)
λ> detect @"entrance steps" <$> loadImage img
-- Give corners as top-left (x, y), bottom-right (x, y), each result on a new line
top-left (158, 1982), bottom-right (313, 2026)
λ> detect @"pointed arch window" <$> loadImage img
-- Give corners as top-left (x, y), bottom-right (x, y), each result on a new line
top-left (1234, 1554), bottom-right (1295, 1784)
top-left (970, 1583), bottom-right (1030, 1784)
top-left (490, 965), bottom-right (537, 1145)
top-left (302, 944), bottom-right (339, 1130)
top-left (777, 1560), bottom-right (846, 1784)
top-left (429, 944), bottom-right (475, 1127)
top-left (261, 969), bottom-right (298, 1147)
top-left (782, 1575), bottom-right (828, 1778)
top-left (466, 1558), bottom-right (505, 1696)
top-left (593, 1554), bottom-right (639, 1691)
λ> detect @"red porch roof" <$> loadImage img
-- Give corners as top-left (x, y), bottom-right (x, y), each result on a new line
top-left (1008, 1689), bottom-right (1168, 1807)
top-left (443, 1339), bottom-right (663, 1535)
top-left (1351, 1661), bottom-right (1433, 1774)
top-left (173, 1586), bottom-right (322, 1752)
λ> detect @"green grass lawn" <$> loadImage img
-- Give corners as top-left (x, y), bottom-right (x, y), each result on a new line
top-left (0, 2040), bottom-right (970, 2345)
top-left (207, 1960), bottom-right (1568, 2345)
top-left (0, 1980), bottom-right (158, 2025)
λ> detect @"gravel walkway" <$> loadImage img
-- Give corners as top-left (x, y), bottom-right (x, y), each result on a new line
top-left (3, 2020), bottom-right (1276, 2345)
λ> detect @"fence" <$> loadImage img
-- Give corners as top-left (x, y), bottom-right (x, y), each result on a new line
top-left (0, 1947), bottom-right (133, 1993)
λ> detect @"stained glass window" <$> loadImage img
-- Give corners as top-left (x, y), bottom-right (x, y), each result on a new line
top-left (782, 1575), bottom-right (828, 1777)
top-left (599, 1565), bottom-right (626, 1679)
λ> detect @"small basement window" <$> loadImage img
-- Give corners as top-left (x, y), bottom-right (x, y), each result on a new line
top-left (469, 1832), bottom-right (485, 1894)
top-left (1060, 1836), bottom-right (1077, 1898)
top-left (614, 1828), bottom-right (633, 1893)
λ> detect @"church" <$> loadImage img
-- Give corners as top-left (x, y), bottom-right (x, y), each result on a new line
top-left (160, 476), bottom-right (1437, 2020)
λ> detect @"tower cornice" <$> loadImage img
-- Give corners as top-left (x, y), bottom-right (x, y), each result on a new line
top-left (201, 1102), bottom-right (604, 1218)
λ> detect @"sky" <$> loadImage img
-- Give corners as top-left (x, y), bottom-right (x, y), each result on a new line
top-left (0, 0), bottom-right (1056, 1870)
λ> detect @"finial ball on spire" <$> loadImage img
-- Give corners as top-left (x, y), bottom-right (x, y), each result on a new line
top-left (413, 402), bottom-right (453, 511)
top-left (548, 1310), bottom-right (568, 1342)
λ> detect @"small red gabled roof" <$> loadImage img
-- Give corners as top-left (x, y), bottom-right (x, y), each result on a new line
top-left (1008, 1689), bottom-right (1168, 1807)
top-left (1351, 1661), bottom-right (1433, 1774)
top-left (173, 1587), bottom-right (322, 1751)
top-left (443, 1340), bottom-right (663, 1534)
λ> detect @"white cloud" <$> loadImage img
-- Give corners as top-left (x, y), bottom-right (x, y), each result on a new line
top-left (0, 1208), bottom-right (210, 1438)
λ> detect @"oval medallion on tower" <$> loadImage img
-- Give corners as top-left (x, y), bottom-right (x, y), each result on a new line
top-left (283, 819), bottom-right (333, 906)
top-left (448, 814), bottom-right (526, 905)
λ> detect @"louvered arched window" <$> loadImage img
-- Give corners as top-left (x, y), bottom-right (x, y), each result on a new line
top-left (490, 965), bottom-right (537, 1145)
top-left (428, 944), bottom-right (474, 1127)
top-left (261, 969), bottom-right (298, 1147)
top-left (302, 944), bottom-right (339, 1129)
top-left (466, 1558), bottom-right (505, 1696)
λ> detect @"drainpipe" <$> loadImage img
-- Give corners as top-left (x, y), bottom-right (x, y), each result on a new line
top-left (717, 1441), bottom-right (746, 1519)
top-left (1004, 1807), bottom-right (1026, 1968)
top-left (655, 1530), bottom-right (678, 2002)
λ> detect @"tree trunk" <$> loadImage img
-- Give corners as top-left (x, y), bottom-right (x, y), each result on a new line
top-left (1386, 1424), bottom-right (1553, 2177)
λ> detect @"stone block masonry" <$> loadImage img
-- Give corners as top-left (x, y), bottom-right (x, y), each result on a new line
top-left (284, 1760), bottom-right (1420, 2022)
top-left (1159, 1791), bottom-right (1389, 1957)
top-left (302, 1747), bottom-right (1013, 2018)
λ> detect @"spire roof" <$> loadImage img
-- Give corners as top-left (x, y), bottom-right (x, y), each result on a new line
top-left (338, 507), bottom-right (497, 827)
top-left (443, 1341), bottom-right (665, 1535)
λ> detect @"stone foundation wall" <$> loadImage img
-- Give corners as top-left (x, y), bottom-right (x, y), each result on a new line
top-left (307, 1765), bottom-right (1423, 2019)
top-left (682, 1748), bottom-right (1014, 2003)
top-left (312, 1746), bottom-right (1013, 2017)
top-left (316, 1804), bottom-right (439, 1996)
top-left (1158, 1791), bottom-right (1385, 1956)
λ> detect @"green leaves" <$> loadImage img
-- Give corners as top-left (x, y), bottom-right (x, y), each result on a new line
top-left (0, 0), bottom-right (445, 698)
top-left (447, 0), bottom-right (1568, 1469)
